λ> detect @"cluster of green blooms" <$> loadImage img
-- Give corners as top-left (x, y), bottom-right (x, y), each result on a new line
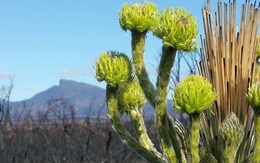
top-left (247, 82), bottom-right (260, 112)
top-left (94, 1), bottom-right (260, 163)
top-left (95, 51), bottom-right (132, 87)
top-left (118, 77), bottom-right (146, 114)
top-left (151, 7), bottom-right (199, 51)
top-left (95, 2), bottom-right (215, 162)
top-left (119, 2), bottom-right (199, 52)
top-left (119, 2), bottom-right (157, 32)
top-left (173, 75), bottom-right (216, 114)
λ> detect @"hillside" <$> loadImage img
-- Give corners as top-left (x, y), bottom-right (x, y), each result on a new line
top-left (11, 79), bottom-right (183, 120)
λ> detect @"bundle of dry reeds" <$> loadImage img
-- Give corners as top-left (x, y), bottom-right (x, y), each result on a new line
top-left (199, 0), bottom-right (260, 161)
top-left (200, 0), bottom-right (260, 121)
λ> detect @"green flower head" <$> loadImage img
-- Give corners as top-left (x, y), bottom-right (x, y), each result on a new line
top-left (118, 77), bottom-right (146, 114)
top-left (95, 51), bottom-right (132, 87)
top-left (152, 7), bottom-right (199, 52)
top-left (119, 2), bottom-right (157, 32)
top-left (173, 75), bottom-right (216, 114)
top-left (219, 112), bottom-right (244, 148)
top-left (247, 82), bottom-right (260, 113)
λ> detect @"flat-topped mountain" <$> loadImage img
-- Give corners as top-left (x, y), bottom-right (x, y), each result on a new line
top-left (11, 79), bottom-right (183, 120)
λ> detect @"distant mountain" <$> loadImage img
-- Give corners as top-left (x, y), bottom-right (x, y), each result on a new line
top-left (11, 79), bottom-right (184, 120)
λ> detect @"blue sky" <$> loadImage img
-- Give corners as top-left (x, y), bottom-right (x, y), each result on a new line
top-left (0, 0), bottom-right (245, 101)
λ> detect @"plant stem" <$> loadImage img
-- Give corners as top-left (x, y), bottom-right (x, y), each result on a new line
top-left (190, 114), bottom-right (200, 163)
top-left (131, 30), bottom-right (156, 106)
top-left (129, 106), bottom-right (157, 152)
top-left (155, 46), bottom-right (180, 163)
top-left (254, 114), bottom-right (260, 161)
top-left (167, 113), bottom-right (184, 162)
top-left (131, 30), bottom-right (182, 162)
top-left (106, 85), bottom-right (166, 163)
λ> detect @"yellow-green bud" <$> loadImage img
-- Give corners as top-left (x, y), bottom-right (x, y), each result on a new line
top-left (152, 7), bottom-right (199, 52)
top-left (219, 112), bottom-right (244, 163)
top-left (95, 51), bottom-right (131, 87)
top-left (118, 77), bottom-right (146, 114)
top-left (247, 82), bottom-right (260, 113)
top-left (119, 2), bottom-right (157, 32)
top-left (173, 75), bottom-right (216, 114)
top-left (219, 113), bottom-right (244, 146)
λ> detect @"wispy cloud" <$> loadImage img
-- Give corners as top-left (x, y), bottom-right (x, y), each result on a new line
top-left (59, 67), bottom-right (94, 78)
top-left (0, 71), bottom-right (15, 79)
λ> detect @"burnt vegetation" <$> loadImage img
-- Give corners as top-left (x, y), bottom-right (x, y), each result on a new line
top-left (0, 96), bottom-right (155, 163)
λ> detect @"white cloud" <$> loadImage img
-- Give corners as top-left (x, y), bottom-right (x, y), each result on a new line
top-left (59, 67), bottom-right (94, 78)
top-left (0, 71), bottom-right (15, 79)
